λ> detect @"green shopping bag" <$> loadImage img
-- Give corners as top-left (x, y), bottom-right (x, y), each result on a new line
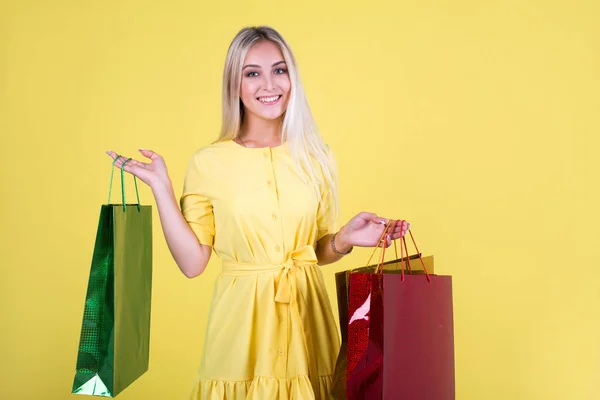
top-left (72, 158), bottom-right (153, 397)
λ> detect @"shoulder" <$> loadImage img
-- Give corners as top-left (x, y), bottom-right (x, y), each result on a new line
top-left (187, 140), bottom-right (237, 169)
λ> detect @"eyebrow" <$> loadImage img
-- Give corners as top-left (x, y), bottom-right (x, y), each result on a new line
top-left (242, 60), bottom-right (287, 70)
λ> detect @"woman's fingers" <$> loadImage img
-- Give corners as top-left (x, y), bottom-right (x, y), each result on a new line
top-left (106, 151), bottom-right (128, 165)
top-left (105, 151), bottom-right (146, 177)
top-left (124, 158), bottom-right (151, 170)
top-left (114, 156), bottom-right (128, 169)
top-left (378, 237), bottom-right (392, 248)
top-left (107, 151), bottom-right (149, 168)
top-left (385, 219), bottom-right (411, 239)
top-left (138, 148), bottom-right (163, 162)
top-left (399, 220), bottom-right (410, 235)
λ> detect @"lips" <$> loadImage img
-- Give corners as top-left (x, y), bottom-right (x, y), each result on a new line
top-left (256, 95), bottom-right (282, 105)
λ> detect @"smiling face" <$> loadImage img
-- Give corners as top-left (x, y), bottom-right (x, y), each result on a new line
top-left (239, 40), bottom-right (291, 123)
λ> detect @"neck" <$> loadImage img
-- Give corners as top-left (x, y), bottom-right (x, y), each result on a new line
top-left (239, 116), bottom-right (283, 146)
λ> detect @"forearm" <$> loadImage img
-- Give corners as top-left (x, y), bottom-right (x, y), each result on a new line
top-left (316, 228), bottom-right (353, 266)
top-left (151, 180), bottom-right (211, 278)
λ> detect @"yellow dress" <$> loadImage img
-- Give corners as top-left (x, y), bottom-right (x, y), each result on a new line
top-left (180, 139), bottom-right (341, 399)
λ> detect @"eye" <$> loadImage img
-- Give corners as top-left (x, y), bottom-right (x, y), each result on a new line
top-left (274, 68), bottom-right (287, 74)
top-left (246, 71), bottom-right (259, 77)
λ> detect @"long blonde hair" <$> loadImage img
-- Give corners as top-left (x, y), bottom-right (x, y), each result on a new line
top-left (217, 26), bottom-right (339, 220)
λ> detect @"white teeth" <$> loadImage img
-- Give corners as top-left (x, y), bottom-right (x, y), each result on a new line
top-left (258, 96), bottom-right (280, 103)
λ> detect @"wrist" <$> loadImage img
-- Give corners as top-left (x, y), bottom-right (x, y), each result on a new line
top-left (150, 177), bottom-right (174, 195)
top-left (333, 226), bottom-right (353, 254)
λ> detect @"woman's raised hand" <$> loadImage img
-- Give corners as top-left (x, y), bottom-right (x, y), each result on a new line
top-left (106, 149), bottom-right (171, 189)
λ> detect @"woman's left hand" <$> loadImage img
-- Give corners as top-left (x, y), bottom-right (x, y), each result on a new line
top-left (337, 212), bottom-right (410, 249)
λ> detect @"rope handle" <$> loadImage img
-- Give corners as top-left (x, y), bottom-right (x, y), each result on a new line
top-left (108, 155), bottom-right (141, 212)
top-left (361, 219), bottom-right (431, 282)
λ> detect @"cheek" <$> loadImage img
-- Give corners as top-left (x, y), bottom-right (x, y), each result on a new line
top-left (279, 76), bottom-right (292, 95)
top-left (240, 81), bottom-right (257, 104)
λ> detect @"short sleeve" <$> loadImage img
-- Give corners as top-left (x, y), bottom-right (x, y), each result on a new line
top-left (180, 153), bottom-right (215, 246)
top-left (316, 145), bottom-right (339, 241)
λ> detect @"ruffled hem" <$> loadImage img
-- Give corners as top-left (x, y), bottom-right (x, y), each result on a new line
top-left (188, 374), bottom-right (333, 400)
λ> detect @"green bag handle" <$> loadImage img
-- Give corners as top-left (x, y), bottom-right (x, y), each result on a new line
top-left (108, 155), bottom-right (141, 212)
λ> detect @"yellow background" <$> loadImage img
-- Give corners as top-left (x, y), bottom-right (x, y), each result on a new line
top-left (1, 1), bottom-right (599, 399)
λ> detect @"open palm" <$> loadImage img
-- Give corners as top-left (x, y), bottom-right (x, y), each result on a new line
top-left (106, 149), bottom-right (169, 189)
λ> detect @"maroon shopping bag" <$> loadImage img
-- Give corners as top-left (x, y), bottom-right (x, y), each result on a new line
top-left (332, 222), bottom-right (455, 400)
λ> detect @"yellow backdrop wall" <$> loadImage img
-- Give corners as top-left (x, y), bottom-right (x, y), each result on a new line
top-left (1, 1), bottom-right (599, 399)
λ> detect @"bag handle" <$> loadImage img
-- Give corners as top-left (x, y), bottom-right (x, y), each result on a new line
top-left (399, 229), bottom-right (431, 282)
top-left (364, 219), bottom-right (431, 282)
top-left (108, 156), bottom-right (141, 212)
top-left (364, 219), bottom-right (397, 272)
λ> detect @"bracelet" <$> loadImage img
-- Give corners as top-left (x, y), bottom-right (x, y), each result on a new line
top-left (331, 232), bottom-right (353, 255)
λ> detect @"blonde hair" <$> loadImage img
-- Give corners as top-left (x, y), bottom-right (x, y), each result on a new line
top-left (217, 26), bottom-right (339, 221)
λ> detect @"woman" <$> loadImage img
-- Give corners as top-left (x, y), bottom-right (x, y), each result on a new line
top-left (107, 26), bottom-right (409, 400)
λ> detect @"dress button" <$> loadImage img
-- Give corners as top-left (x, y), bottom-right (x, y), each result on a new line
top-left (275, 245), bottom-right (281, 252)
top-left (267, 180), bottom-right (272, 185)
top-left (264, 153), bottom-right (269, 159)
top-left (278, 349), bottom-right (284, 356)
top-left (272, 213), bottom-right (278, 220)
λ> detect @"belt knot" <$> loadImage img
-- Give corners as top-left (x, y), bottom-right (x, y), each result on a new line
top-left (274, 245), bottom-right (318, 303)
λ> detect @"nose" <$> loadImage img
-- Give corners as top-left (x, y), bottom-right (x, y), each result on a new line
top-left (263, 74), bottom-right (275, 91)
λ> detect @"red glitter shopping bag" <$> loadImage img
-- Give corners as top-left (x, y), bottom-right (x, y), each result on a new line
top-left (332, 221), bottom-right (455, 400)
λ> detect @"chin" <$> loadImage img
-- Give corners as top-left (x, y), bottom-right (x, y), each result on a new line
top-left (246, 106), bottom-right (286, 121)
top-left (260, 112), bottom-right (286, 121)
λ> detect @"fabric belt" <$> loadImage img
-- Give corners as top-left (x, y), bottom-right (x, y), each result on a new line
top-left (221, 245), bottom-right (319, 303)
